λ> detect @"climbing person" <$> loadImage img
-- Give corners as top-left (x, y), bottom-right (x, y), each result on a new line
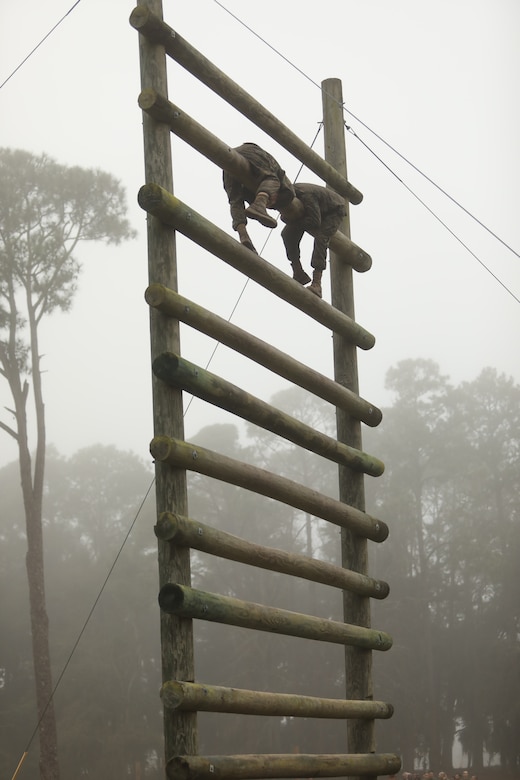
top-left (279, 182), bottom-right (346, 298)
top-left (223, 142), bottom-right (295, 253)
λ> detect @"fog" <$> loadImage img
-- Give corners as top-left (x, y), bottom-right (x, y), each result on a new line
top-left (2, 373), bottom-right (519, 774)
top-left (1, 2), bottom-right (520, 776)
top-left (1, 0), bottom-right (519, 468)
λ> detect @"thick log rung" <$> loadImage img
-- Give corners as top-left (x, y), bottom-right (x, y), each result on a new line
top-left (137, 89), bottom-right (371, 272)
top-left (155, 513), bottom-right (389, 599)
top-left (130, 7), bottom-right (363, 206)
top-left (166, 752), bottom-right (402, 779)
top-left (138, 184), bottom-right (375, 351)
top-left (153, 352), bottom-right (384, 477)
top-left (150, 436), bottom-right (388, 542)
top-left (161, 680), bottom-right (394, 720)
top-left (158, 583), bottom-right (392, 651)
top-left (145, 285), bottom-right (382, 426)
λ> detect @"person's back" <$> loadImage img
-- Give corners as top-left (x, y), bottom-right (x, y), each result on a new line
top-left (293, 182), bottom-right (345, 219)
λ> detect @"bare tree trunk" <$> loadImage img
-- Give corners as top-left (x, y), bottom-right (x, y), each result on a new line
top-left (26, 307), bottom-right (60, 779)
top-left (413, 491), bottom-right (441, 770)
top-left (4, 301), bottom-right (61, 779)
top-left (25, 501), bottom-right (60, 780)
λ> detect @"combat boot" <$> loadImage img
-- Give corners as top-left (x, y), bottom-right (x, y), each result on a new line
top-left (245, 192), bottom-right (278, 228)
top-left (308, 269), bottom-right (323, 298)
top-left (291, 261), bottom-right (311, 285)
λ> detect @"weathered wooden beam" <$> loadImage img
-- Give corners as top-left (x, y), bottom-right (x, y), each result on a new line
top-left (130, 7), bottom-right (363, 206)
top-left (324, 78), bottom-right (375, 764)
top-left (158, 584), bottom-right (392, 651)
top-left (137, 89), bottom-right (371, 272)
top-left (330, 231), bottom-right (371, 273)
top-left (138, 88), bottom-right (259, 190)
top-left (145, 285), bottom-right (382, 426)
top-left (166, 752), bottom-right (401, 779)
top-left (133, 0), bottom-right (196, 761)
top-left (154, 513), bottom-right (390, 599)
top-left (150, 436), bottom-right (388, 542)
top-left (138, 184), bottom-right (375, 351)
top-left (161, 680), bottom-right (394, 719)
top-left (153, 352), bottom-right (384, 477)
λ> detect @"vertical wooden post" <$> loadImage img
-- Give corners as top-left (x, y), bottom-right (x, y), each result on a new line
top-left (136, 0), bottom-right (197, 764)
top-left (322, 78), bottom-right (374, 769)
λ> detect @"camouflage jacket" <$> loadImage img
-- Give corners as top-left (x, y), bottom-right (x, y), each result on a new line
top-left (223, 142), bottom-right (295, 229)
top-left (292, 182), bottom-right (346, 234)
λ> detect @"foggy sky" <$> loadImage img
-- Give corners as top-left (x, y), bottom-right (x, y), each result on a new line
top-left (1, 0), bottom-right (519, 468)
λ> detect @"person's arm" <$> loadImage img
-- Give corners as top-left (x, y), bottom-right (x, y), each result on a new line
top-left (229, 193), bottom-right (248, 231)
top-left (224, 172), bottom-right (248, 230)
top-left (281, 222), bottom-right (304, 263)
top-left (236, 223), bottom-right (257, 253)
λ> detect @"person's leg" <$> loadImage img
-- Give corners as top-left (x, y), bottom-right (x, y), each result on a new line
top-left (308, 213), bottom-right (341, 297)
top-left (309, 237), bottom-right (327, 298)
top-left (245, 175), bottom-right (280, 228)
top-left (281, 223), bottom-right (311, 284)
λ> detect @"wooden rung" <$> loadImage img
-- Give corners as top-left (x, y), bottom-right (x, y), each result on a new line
top-left (153, 352), bottom-right (384, 477)
top-left (166, 752), bottom-right (402, 779)
top-left (155, 513), bottom-right (389, 600)
top-left (145, 285), bottom-right (382, 426)
top-left (329, 230), bottom-right (372, 273)
top-left (150, 436), bottom-right (388, 542)
top-left (138, 184), bottom-right (375, 351)
top-left (158, 584), bottom-right (392, 651)
top-left (161, 680), bottom-right (394, 720)
top-left (130, 7), bottom-right (364, 206)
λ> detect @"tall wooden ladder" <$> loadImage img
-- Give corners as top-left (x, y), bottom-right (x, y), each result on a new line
top-left (131, 2), bottom-right (401, 778)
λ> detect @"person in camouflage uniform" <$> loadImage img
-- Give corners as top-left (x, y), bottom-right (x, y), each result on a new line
top-left (279, 182), bottom-right (346, 298)
top-left (223, 142), bottom-right (295, 253)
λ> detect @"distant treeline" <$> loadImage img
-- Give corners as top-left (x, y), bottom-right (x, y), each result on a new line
top-left (1, 359), bottom-right (518, 777)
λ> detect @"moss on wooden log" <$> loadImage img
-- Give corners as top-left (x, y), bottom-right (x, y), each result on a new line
top-left (161, 680), bottom-right (394, 719)
top-left (145, 285), bottom-right (382, 426)
top-left (166, 752), bottom-right (402, 779)
top-left (158, 584), bottom-right (392, 651)
top-left (150, 436), bottom-right (388, 542)
top-left (155, 513), bottom-right (389, 599)
top-left (138, 184), bottom-right (375, 351)
top-left (133, 0), bottom-right (196, 761)
top-left (130, 7), bottom-right (363, 205)
top-left (153, 352), bottom-right (384, 477)
top-left (137, 88), bottom-right (371, 272)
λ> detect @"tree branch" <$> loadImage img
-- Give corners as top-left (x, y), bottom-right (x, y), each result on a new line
top-left (0, 418), bottom-right (18, 440)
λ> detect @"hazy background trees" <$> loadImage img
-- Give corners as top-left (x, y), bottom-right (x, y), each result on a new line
top-left (366, 360), bottom-right (520, 771)
top-left (0, 446), bottom-right (162, 777)
top-left (1, 361), bottom-right (518, 776)
top-left (0, 147), bottom-right (136, 779)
